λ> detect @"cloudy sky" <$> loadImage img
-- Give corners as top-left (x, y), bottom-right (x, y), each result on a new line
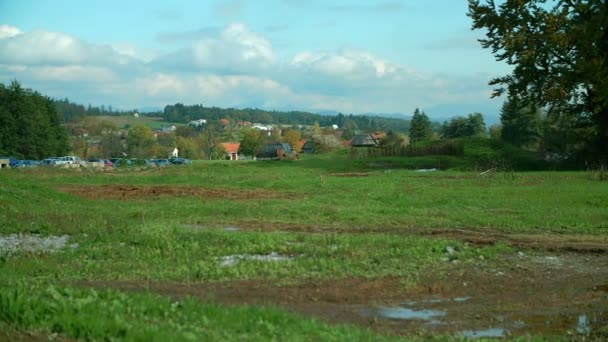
top-left (0, 0), bottom-right (510, 121)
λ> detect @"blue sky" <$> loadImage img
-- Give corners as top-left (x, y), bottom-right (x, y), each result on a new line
top-left (0, 0), bottom-right (510, 121)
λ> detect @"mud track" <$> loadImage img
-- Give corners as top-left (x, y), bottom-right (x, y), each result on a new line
top-left (229, 221), bottom-right (608, 254)
top-left (82, 251), bottom-right (608, 339)
top-left (57, 185), bottom-right (295, 200)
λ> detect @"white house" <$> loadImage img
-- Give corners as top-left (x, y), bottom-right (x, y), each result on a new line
top-left (187, 119), bottom-right (207, 127)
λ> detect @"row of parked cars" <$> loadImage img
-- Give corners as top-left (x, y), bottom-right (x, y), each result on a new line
top-left (2, 156), bottom-right (192, 168)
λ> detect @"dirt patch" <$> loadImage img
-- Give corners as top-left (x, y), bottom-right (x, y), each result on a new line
top-left (326, 172), bottom-right (370, 177)
top-left (57, 185), bottom-right (295, 200)
top-left (224, 222), bottom-right (608, 254)
top-left (81, 252), bottom-right (608, 339)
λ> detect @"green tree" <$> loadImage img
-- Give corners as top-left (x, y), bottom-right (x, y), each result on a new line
top-left (282, 129), bottom-right (302, 152)
top-left (176, 136), bottom-right (201, 159)
top-left (127, 125), bottom-right (159, 158)
top-left (239, 127), bottom-right (263, 156)
top-left (341, 119), bottom-right (358, 141)
top-left (100, 134), bottom-right (125, 158)
top-left (468, 0), bottom-right (608, 160)
top-left (175, 125), bottom-right (195, 138)
top-left (0, 81), bottom-right (69, 159)
top-left (408, 108), bottom-right (432, 144)
top-left (157, 132), bottom-right (177, 149)
top-left (440, 113), bottom-right (486, 139)
top-left (500, 96), bottom-right (542, 148)
top-left (200, 124), bottom-right (220, 160)
top-left (312, 121), bottom-right (322, 135)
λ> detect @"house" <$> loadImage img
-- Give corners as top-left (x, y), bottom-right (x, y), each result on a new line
top-left (187, 119), bottom-right (207, 127)
top-left (256, 143), bottom-right (298, 160)
top-left (0, 158), bottom-right (10, 169)
top-left (237, 121), bottom-right (252, 127)
top-left (252, 123), bottom-right (272, 136)
top-left (160, 125), bottom-right (176, 133)
top-left (350, 134), bottom-right (379, 147)
top-left (302, 135), bottom-right (341, 154)
top-left (221, 142), bottom-right (240, 161)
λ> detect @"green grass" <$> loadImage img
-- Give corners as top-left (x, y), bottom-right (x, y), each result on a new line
top-left (96, 115), bottom-right (182, 129)
top-left (0, 285), bottom-right (403, 341)
top-left (2, 157), bottom-right (606, 235)
top-left (1, 155), bottom-right (607, 340)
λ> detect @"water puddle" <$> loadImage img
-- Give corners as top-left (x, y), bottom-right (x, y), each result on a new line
top-left (576, 314), bottom-right (590, 334)
top-left (376, 307), bottom-right (446, 321)
top-left (459, 328), bottom-right (506, 338)
top-left (218, 252), bottom-right (292, 267)
top-left (0, 234), bottom-right (78, 256)
top-left (402, 296), bottom-right (470, 306)
top-left (183, 224), bottom-right (240, 232)
top-left (364, 296), bottom-right (606, 338)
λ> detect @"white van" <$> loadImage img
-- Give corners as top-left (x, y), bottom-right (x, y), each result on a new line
top-left (57, 156), bottom-right (85, 167)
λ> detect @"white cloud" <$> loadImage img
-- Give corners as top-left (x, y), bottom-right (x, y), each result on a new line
top-left (153, 23), bottom-right (276, 74)
top-left (31, 66), bottom-right (118, 83)
top-left (0, 27), bottom-right (144, 72)
top-left (0, 23), bottom-right (501, 118)
top-left (0, 25), bottom-right (22, 39)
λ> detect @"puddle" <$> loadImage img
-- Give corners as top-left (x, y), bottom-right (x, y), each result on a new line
top-left (459, 328), bottom-right (506, 338)
top-left (453, 296), bottom-right (471, 302)
top-left (576, 315), bottom-right (590, 334)
top-left (376, 307), bottom-right (446, 320)
top-left (183, 224), bottom-right (240, 232)
top-left (0, 234), bottom-right (78, 256)
top-left (364, 295), bottom-right (606, 338)
top-left (402, 296), bottom-right (470, 306)
top-left (219, 252), bottom-right (292, 267)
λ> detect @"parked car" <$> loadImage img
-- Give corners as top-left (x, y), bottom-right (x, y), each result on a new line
top-left (128, 158), bottom-right (149, 166)
top-left (153, 159), bottom-right (170, 166)
top-left (87, 158), bottom-right (102, 167)
top-left (1, 156), bottom-right (18, 167)
top-left (56, 156), bottom-right (85, 166)
top-left (109, 158), bottom-right (131, 167)
top-left (169, 158), bottom-right (192, 165)
top-left (12, 160), bottom-right (40, 168)
top-left (40, 157), bottom-right (60, 166)
top-left (256, 143), bottom-right (298, 160)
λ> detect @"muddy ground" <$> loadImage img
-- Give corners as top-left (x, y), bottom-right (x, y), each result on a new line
top-left (82, 236), bottom-right (608, 340)
top-left (57, 185), bottom-right (295, 200)
top-left (57, 185), bottom-right (607, 338)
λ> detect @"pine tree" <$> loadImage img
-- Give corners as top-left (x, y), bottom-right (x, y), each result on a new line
top-left (500, 96), bottom-right (541, 148)
top-left (409, 108), bottom-right (432, 144)
top-left (0, 81), bottom-right (69, 159)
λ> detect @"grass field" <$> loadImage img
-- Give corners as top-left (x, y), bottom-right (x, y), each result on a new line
top-left (95, 115), bottom-right (182, 129)
top-left (1, 155), bottom-right (607, 340)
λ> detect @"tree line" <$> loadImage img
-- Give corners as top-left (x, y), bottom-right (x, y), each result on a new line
top-left (162, 103), bottom-right (411, 133)
top-left (0, 81), bottom-right (69, 159)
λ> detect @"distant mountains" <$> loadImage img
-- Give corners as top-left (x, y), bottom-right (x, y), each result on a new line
top-left (105, 102), bottom-right (501, 127)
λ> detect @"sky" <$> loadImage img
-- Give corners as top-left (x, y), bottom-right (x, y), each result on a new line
top-left (0, 0), bottom-right (511, 122)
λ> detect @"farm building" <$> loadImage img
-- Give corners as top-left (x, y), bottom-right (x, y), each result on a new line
top-left (350, 134), bottom-right (379, 148)
top-left (302, 135), bottom-right (341, 154)
top-left (0, 158), bottom-right (9, 169)
top-left (221, 142), bottom-right (240, 160)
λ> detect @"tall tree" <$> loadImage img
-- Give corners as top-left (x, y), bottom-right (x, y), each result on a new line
top-left (408, 108), bottom-right (432, 144)
top-left (440, 113), bottom-right (487, 139)
top-left (282, 129), bottom-right (302, 152)
top-left (500, 96), bottom-right (542, 148)
top-left (0, 81), bottom-right (69, 159)
top-left (239, 127), bottom-right (263, 156)
top-left (468, 0), bottom-right (608, 160)
top-left (127, 125), bottom-right (159, 158)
